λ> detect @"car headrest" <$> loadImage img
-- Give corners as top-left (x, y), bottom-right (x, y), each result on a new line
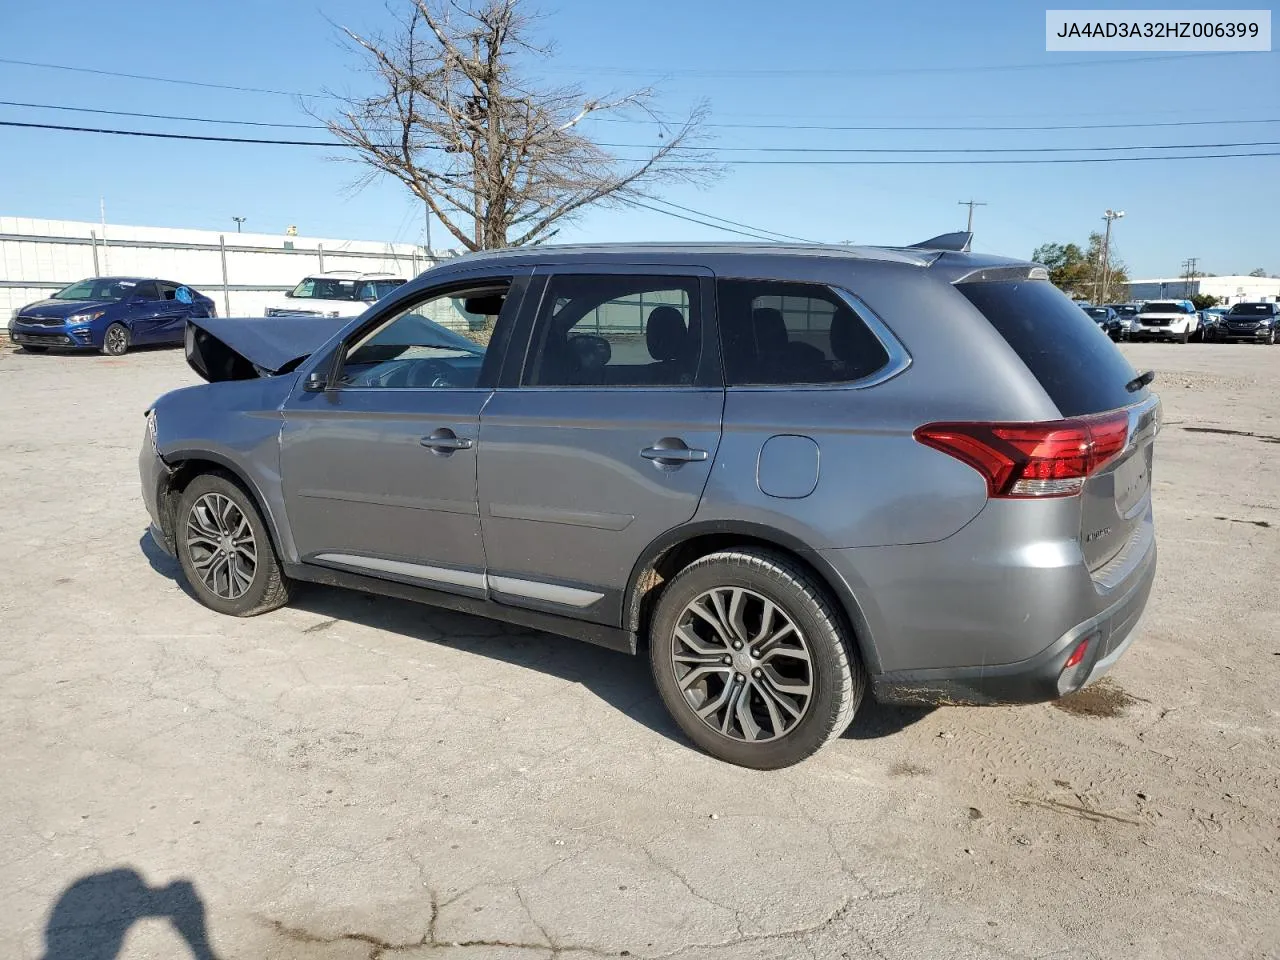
top-left (831, 308), bottom-right (880, 364)
top-left (751, 307), bottom-right (788, 353)
top-left (645, 306), bottom-right (689, 361)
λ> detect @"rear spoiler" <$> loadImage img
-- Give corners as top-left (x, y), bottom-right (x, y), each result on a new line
top-left (910, 231), bottom-right (974, 253)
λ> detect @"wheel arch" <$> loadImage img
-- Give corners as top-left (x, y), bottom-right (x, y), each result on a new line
top-left (624, 520), bottom-right (883, 675)
top-left (159, 449), bottom-right (290, 561)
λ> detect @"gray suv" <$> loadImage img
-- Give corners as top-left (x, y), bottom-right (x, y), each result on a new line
top-left (140, 234), bottom-right (1159, 768)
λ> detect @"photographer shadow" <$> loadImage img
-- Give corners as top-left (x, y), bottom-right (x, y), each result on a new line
top-left (42, 868), bottom-right (218, 960)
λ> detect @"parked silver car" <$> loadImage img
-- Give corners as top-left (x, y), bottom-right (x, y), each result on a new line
top-left (140, 234), bottom-right (1160, 768)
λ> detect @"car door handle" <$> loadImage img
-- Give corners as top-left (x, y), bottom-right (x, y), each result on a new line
top-left (641, 441), bottom-right (708, 465)
top-left (420, 430), bottom-right (474, 453)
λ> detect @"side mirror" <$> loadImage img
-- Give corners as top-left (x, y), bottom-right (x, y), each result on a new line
top-left (303, 371), bottom-right (328, 393)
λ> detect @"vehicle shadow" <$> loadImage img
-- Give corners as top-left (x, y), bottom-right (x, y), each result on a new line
top-left (40, 868), bottom-right (220, 960)
top-left (139, 530), bottom-right (926, 747)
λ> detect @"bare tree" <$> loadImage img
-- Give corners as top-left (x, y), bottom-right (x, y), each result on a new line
top-left (325, 0), bottom-right (715, 251)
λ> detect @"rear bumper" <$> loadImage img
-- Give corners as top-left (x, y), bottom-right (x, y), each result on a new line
top-left (870, 539), bottom-right (1155, 705)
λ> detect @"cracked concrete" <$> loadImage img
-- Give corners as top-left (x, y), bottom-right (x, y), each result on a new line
top-left (2, 343), bottom-right (1279, 959)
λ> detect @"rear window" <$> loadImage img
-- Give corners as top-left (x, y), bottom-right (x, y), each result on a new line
top-left (958, 280), bottom-right (1144, 417)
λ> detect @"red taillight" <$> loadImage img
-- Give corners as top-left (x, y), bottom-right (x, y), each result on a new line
top-left (914, 411), bottom-right (1130, 499)
top-left (1063, 639), bottom-right (1090, 670)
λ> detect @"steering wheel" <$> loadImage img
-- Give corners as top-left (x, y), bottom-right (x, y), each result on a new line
top-left (385, 358), bottom-right (458, 388)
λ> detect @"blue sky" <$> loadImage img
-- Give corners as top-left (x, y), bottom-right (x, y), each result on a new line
top-left (1, 0), bottom-right (1276, 277)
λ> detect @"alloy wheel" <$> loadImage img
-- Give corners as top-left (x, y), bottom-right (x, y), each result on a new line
top-left (670, 586), bottom-right (814, 742)
top-left (105, 325), bottom-right (128, 355)
top-left (185, 492), bottom-right (257, 600)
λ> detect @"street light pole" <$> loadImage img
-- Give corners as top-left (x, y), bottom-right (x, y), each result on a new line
top-left (1100, 209), bottom-right (1125, 302)
top-left (232, 216), bottom-right (246, 234)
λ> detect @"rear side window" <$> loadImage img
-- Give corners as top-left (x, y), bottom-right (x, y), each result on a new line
top-left (524, 275), bottom-right (701, 387)
top-left (717, 279), bottom-right (889, 385)
top-left (958, 280), bottom-right (1144, 417)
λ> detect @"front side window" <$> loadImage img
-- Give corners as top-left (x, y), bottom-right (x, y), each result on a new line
top-left (717, 279), bottom-right (890, 386)
top-left (524, 275), bottom-right (701, 387)
top-left (292, 277), bottom-right (359, 300)
top-left (338, 282), bottom-right (507, 389)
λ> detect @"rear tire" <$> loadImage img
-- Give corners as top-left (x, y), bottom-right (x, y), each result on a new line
top-left (175, 473), bottom-right (291, 617)
top-left (102, 323), bottom-right (130, 356)
top-left (649, 548), bottom-right (865, 769)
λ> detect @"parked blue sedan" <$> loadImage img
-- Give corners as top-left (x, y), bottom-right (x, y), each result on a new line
top-left (8, 277), bottom-right (216, 355)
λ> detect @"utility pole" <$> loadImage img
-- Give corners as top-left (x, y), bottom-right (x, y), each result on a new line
top-left (99, 197), bottom-right (109, 274)
top-left (232, 216), bottom-right (246, 233)
top-left (958, 199), bottom-right (987, 233)
top-left (1100, 208), bottom-right (1125, 303)
top-left (1181, 257), bottom-right (1199, 297)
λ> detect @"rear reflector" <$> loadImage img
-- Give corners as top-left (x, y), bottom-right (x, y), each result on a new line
top-left (914, 411), bottom-right (1130, 499)
top-left (1063, 639), bottom-right (1090, 670)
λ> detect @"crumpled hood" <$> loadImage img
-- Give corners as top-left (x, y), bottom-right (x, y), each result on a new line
top-left (185, 314), bottom-right (349, 382)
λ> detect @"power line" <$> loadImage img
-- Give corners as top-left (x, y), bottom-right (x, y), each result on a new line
top-left (0, 57), bottom-right (317, 97)
top-left (608, 140), bottom-right (1280, 155)
top-left (630, 152), bottom-right (1280, 166)
top-left (0, 99), bottom-right (327, 129)
top-left (4, 120), bottom-right (1279, 166)
top-left (642, 198), bottom-right (816, 243)
top-left (590, 116), bottom-right (1280, 132)
top-left (2, 51), bottom-right (1271, 101)
top-left (619, 199), bottom-right (792, 242)
top-left (0, 119), bottom-right (353, 147)
top-left (8, 117), bottom-right (1280, 158)
top-left (7, 101), bottom-right (1280, 151)
top-left (539, 50), bottom-right (1271, 79)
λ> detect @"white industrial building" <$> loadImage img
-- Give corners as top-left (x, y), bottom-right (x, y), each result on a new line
top-left (1, 216), bottom-right (448, 319)
top-left (1126, 275), bottom-right (1280, 305)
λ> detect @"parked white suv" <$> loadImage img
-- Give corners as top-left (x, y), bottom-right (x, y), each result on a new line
top-left (264, 271), bottom-right (406, 318)
top-left (1129, 299), bottom-right (1199, 343)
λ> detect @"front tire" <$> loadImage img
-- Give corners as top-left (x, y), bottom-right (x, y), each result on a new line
top-left (649, 548), bottom-right (865, 769)
top-left (102, 323), bottom-right (130, 356)
top-left (175, 473), bottom-right (291, 616)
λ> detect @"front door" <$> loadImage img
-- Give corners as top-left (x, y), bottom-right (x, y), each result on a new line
top-left (279, 273), bottom-right (526, 596)
top-left (478, 268), bottom-right (723, 623)
top-left (124, 280), bottom-right (165, 343)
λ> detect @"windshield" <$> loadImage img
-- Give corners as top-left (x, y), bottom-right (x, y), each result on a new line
top-left (1228, 303), bottom-right (1274, 316)
top-left (1085, 307), bottom-right (1110, 319)
top-left (52, 278), bottom-right (138, 302)
top-left (1110, 304), bottom-right (1138, 316)
top-left (1141, 301), bottom-right (1184, 314)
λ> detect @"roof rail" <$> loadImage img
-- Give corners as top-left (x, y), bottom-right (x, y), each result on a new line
top-left (909, 231), bottom-right (973, 253)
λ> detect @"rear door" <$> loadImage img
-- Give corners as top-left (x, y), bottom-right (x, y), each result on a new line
top-left (476, 265), bottom-right (723, 624)
top-left (155, 282), bottom-right (193, 343)
top-left (958, 278), bottom-right (1159, 573)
